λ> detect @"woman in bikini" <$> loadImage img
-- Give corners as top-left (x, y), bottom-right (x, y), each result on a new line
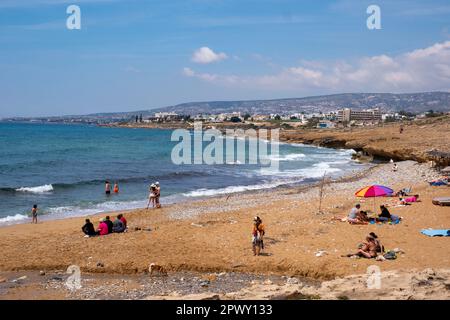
top-left (345, 233), bottom-right (381, 259)
top-left (146, 184), bottom-right (157, 209)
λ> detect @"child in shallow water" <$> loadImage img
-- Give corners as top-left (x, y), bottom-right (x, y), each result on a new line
top-left (31, 204), bottom-right (38, 224)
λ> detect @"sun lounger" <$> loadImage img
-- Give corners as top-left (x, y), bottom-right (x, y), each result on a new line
top-left (421, 229), bottom-right (450, 237)
top-left (432, 197), bottom-right (450, 206)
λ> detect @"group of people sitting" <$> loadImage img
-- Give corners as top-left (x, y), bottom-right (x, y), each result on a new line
top-left (347, 203), bottom-right (402, 225)
top-left (82, 214), bottom-right (128, 237)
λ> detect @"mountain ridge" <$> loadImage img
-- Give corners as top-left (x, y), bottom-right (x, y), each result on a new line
top-left (3, 91), bottom-right (450, 121)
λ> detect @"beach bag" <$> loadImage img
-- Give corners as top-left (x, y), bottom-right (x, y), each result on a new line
top-left (383, 250), bottom-right (397, 260)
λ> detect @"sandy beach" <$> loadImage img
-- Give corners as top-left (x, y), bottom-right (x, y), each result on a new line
top-left (0, 160), bottom-right (449, 299)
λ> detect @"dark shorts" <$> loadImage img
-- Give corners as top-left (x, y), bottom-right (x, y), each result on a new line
top-left (106, 190), bottom-right (111, 195)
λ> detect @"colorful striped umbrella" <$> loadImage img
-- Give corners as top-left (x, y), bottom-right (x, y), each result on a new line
top-left (355, 185), bottom-right (394, 197)
top-left (355, 185), bottom-right (394, 212)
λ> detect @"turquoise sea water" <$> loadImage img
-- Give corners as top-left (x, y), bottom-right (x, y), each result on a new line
top-left (0, 122), bottom-right (364, 224)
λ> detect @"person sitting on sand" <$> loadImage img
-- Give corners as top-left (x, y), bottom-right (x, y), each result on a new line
top-left (31, 204), bottom-right (38, 224)
top-left (112, 215), bottom-right (125, 233)
top-left (96, 218), bottom-right (109, 236)
top-left (252, 216), bottom-right (265, 256)
top-left (118, 214), bottom-right (127, 230)
top-left (369, 232), bottom-right (384, 253)
top-left (147, 184), bottom-right (157, 209)
top-left (82, 219), bottom-right (96, 237)
top-left (378, 205), bottom-right (401, 223)
top-left (347, 204), bottom-right (368, 224)
top-left (394, 187), bottom-right (411, 197)
top-left (104, 216), bottom-right (113, 234)
top-left (345, 233), bottom-right (381, 259)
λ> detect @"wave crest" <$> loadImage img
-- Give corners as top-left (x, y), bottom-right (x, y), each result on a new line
top-left (15, 184), bottom-right (54, 193)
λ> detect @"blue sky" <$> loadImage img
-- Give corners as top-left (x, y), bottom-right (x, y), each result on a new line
top-left (0, 0), bottom-right (449, 117)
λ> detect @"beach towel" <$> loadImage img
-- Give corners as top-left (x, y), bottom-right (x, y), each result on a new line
top-left (429, 181), bottom-right (448, 186)
top-left (420, 229), bottom-right (450, 237)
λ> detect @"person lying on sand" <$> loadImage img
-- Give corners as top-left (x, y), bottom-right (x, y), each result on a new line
top-left (344, 233), bottom-right (382, 259)
top-left (252, 216), bottom-right (265, 256)
top-left (399, 194), bottom-right (420, 205)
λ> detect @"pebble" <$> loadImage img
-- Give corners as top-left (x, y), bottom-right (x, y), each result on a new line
top-left (39, 271), bottom-right (46, 276)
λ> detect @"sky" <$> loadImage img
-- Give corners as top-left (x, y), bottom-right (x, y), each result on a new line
top-left (0, 0), bottom-right (449, 117)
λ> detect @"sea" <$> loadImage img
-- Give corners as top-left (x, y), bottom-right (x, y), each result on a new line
top-left (0, 122), bottom-right (367, 225)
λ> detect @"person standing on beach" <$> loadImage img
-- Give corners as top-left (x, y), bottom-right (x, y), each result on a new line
top-left (252, 216), bottom-right (265, 256)
top-left (31, 204), bottom-right (38, 224)
top-left (147, 184), bottom-right (157, 209)
top-left (113, 182), bottom-right (119, 194)
top-left (105, 181), bottom-right (111, 195)
top-left (155, 182), bottom-right (161, 208)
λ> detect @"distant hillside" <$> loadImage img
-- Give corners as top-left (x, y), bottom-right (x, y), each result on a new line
top-left (150, 92), bottom-right (450, 116)
top-left (3, 92), bottom-right (449, 122)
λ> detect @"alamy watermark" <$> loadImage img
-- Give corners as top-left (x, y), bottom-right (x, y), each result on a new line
top-left (66, 5), bottom-right (81, 30)
top-left (366, 265), bottom-right (382, 289)
top-left (171, 122), bottom-right (280, 173)
top-left (65, 264), bottom-right (82, 291)
top-left (367, 4), bottom-right (381, 30)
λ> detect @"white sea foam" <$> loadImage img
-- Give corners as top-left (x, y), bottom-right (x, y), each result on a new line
top-left (182, 180), bottom-right (292, 197)
top-left (16, 184), bottom-right (54, 193)
top-left (46, 200), bottom-right (148, 217)
top-left (258, 161), bottom-right (342, 178)
top-left (0, 214), bottom-right (28, 224)
top-left (262, 153), bottom-right (306, 162)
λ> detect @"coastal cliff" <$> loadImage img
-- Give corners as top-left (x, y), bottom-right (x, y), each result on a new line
top-left (280, 116), bottom-right (450, 165)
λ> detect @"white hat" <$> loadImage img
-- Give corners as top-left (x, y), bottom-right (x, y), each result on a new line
top-left (155, 181), bottom-right (160, 186)
top-left (150, 183), bottom-right (156, 188)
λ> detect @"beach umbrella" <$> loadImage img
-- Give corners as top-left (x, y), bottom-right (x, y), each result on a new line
top-left (355, 185), bottom-right (394, 213)
top-left (355, 185), bottom-right (394, 197)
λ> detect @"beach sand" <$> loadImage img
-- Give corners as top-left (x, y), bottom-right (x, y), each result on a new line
top-left (0, 160), bottom-right (449, 299)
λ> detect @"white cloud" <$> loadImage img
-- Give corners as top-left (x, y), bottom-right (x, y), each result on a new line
top-left (191, 47), bottom-right (228, 64)
top-left (183, 41), bottom-right (450, 94)
top-left (183, 67), bottom-right (217, 81)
